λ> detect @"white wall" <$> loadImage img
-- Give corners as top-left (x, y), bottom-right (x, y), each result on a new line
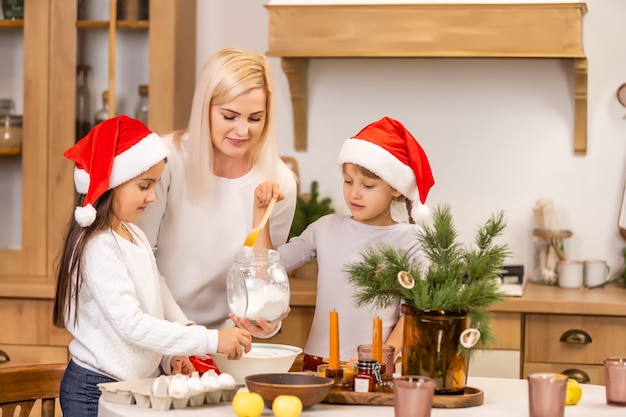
top-left (197, 0), bottom-right (626, 275)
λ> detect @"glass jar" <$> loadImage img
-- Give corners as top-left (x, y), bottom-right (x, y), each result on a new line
top-left (75, 65), bottom-right (92, 141)
top-left (357, 343), bottom-right (395, 376)
top-left (0, 115), bottom-right (22, 150)
top-left (2, 0), bottom-right (24, 19)
top-left (117, 0), bottom-right (149, 20)
top-left (94, 90), bottom-right (110, 126)
top-left (135, 84), bottom-right (148, 125)
top-left (0, 99), bottom-right (22, 150)
top-left (530, 228), bottom-right (572, 285)
top-left (353, 360), bottom-right (379, 393)
top-left (226, 248), bottom-right (290, 324)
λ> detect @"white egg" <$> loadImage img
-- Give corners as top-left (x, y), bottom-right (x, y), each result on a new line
top-left (201, 370), bottom-right (221, 391)
top-left (186, 374), bottom-right (205, 395)
top-left (217, 372), bottom-right (237, 388)
top-left (151, 375), bottom-right (169, 397)
top-left (168, 375), bottom-right (190, 398)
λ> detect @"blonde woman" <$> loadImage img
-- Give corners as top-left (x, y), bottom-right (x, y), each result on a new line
top-left (136, 48), bottom-right (297, 337)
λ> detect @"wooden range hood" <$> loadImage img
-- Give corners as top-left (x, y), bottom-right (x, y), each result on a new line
top-left (265, 3), bottom-right (588, 154)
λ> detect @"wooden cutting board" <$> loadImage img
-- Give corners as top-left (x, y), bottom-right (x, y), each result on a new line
top-left (323, 386), bottom-right (484, 408)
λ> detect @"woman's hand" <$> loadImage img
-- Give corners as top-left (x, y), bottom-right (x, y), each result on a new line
top-left (229, 308), bottom-right (290, 338)
top-left (170, 356), bottom-right (195, 376)
top-left (217, 327), bottom-right (252, 360)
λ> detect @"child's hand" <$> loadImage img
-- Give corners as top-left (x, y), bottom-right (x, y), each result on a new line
top-left (217, 327), bottom-right (252, 360)
top-left (170, 356), bottom-right (195, 375)
top-left (254, 181), bottom-right (284, 210)
top-left (252, 182), bottom-right (284, 249)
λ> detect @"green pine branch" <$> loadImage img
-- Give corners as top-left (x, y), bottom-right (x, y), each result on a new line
top-left (345, 203), bottom-right (511, 351)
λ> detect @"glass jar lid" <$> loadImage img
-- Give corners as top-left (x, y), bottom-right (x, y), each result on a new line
top-left (0, 114), bottom-right (22, 126)
top-left (0, 99), bottom-right (15, 116)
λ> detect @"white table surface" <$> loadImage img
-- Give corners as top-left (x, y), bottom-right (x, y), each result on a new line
top-left (98, 376), bottom-right (624, 417)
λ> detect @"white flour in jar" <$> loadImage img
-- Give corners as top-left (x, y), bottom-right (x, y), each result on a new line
top-left (230, 278), bottom-right (289, 322)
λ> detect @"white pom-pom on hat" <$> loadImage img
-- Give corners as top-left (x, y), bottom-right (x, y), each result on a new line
top-left (74, 204), bottom-right (97, 227)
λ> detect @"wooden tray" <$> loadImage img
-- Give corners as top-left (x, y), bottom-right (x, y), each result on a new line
top-left (323, 386), bottom-right (483, 408)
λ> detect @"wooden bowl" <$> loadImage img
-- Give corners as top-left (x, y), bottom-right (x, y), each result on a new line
top-left (245, 373), bottom-right (334, 409)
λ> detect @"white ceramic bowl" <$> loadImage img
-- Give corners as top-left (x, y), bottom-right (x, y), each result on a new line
top-left (211, 343), bottom-right (303, 383)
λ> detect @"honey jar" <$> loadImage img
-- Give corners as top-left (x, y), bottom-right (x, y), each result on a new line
top-left (0, 115), bottom-right (22, 150)
top-left (353, 360), bottom-right (380, 393)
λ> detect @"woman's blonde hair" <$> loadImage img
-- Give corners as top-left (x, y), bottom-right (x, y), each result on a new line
top-left (183, 48), bottom-right (282, 200)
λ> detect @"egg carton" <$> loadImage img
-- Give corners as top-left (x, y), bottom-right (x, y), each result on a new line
top-left (98, 374), bottom-right (243, 411)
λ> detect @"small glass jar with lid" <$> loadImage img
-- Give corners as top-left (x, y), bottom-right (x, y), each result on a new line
top-left (353, 360), bottom-right (380, 393)
top-left (0, 99), bottom-right (22, 151)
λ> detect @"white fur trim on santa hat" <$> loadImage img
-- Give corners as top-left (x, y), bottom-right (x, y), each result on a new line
top-left (338, 138), bottom-right (418, 202)
top-left (74, 132), bottom-right (168, 194)
top-left (75, 204), bottom-right (97, 227)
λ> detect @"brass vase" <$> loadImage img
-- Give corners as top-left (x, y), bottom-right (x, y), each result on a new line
top-left (401, 305), bottom-right (468, 394)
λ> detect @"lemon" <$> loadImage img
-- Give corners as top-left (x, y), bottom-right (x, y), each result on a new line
top-left (232, 391), bottom-right (265, 417)
top-left (272, 394), bottom-right (303, 417)
top-left (565, 378), bottom-right (582, 405)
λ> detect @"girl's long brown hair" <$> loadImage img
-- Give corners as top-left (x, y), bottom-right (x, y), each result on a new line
top-left (53, 190), bottom-right (116, 328)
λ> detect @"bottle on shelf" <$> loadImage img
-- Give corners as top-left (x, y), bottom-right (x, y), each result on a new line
top-left (117, 0), bottom-right (149, 21)
top-left (0, 98), bottom-right (22, 151)
top-left (1, 0), bottom-right (24, 20)
top-left (135, 84), bottom-right (149, 125)
top-left (93, 90), bottom-right (110, 126)
top-left (75, 65), bottom-right (92, 141)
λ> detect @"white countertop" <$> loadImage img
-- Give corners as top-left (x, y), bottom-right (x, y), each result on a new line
top-left (98, 376), bottom-right (622, 417)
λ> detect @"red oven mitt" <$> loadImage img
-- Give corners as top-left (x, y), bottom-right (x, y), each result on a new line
top-left (189, 354), bottom-right (221, 375)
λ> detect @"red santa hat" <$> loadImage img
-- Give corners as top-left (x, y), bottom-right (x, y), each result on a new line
top-left (64, 115), bottom-right (169, 227)
top-left (338, 116), bottom-right (435, 223)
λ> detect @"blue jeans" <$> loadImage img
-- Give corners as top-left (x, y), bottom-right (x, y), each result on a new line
top-left (60, 359), bottom-right (117, 417)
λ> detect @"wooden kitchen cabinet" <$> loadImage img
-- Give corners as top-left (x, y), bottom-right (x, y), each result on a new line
top-left (492, 282), bottom-right (626, 385)
top-left (0, 298), bottom-right (72, 367)
top-left (468, 311), bottom-right (522, 379)
top-left (0, 0), bottom-right (195, 366)
top-left (522, 314), bottom-right (626, 384)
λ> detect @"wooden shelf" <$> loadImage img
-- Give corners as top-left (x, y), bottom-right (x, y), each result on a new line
top-left (76, 20), bottom-right (149, 30)
top-left (0, 0), bottom-right (196, 286)
top-left (266, 3), bottom-right (588, 154)
top-left (0, 20), bottom-right (23, 28)
top-left (0, 147), bottom-right (21, 155)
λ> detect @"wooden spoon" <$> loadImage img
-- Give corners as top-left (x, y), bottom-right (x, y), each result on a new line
top-left (243, 196), bottom-right (277, 247)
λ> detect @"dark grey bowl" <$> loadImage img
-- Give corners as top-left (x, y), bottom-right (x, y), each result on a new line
top-left (245, 373), bottom-right (334, 409)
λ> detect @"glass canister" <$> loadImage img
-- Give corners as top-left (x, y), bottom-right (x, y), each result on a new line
top-left (2, 0), bottom-right (24, 19)
top-left (226, 248), bottom-right (290, 323)
top-left (0, 99), bottom-right (22, 151)
top-left (135, 84), bottom-right (149, 125)
top-left (530, 229), bottom-right (573, 285)
top-left (75, 65), bottom-right (92, 141)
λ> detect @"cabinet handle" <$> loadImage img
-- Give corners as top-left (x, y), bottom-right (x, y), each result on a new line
top-left (561, 368), bottom-right (590, 384)
top-left (0, 349), bottom-right (10, 364)
top-left (559, 329), bottom-right (592, 344)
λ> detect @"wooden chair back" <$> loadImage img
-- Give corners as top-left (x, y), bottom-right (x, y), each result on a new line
top-left (0, 363), bottom-right (66, 417)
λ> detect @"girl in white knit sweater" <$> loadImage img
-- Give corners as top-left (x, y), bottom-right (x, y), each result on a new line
top-left (53, 116), bottom-right (252, 417)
